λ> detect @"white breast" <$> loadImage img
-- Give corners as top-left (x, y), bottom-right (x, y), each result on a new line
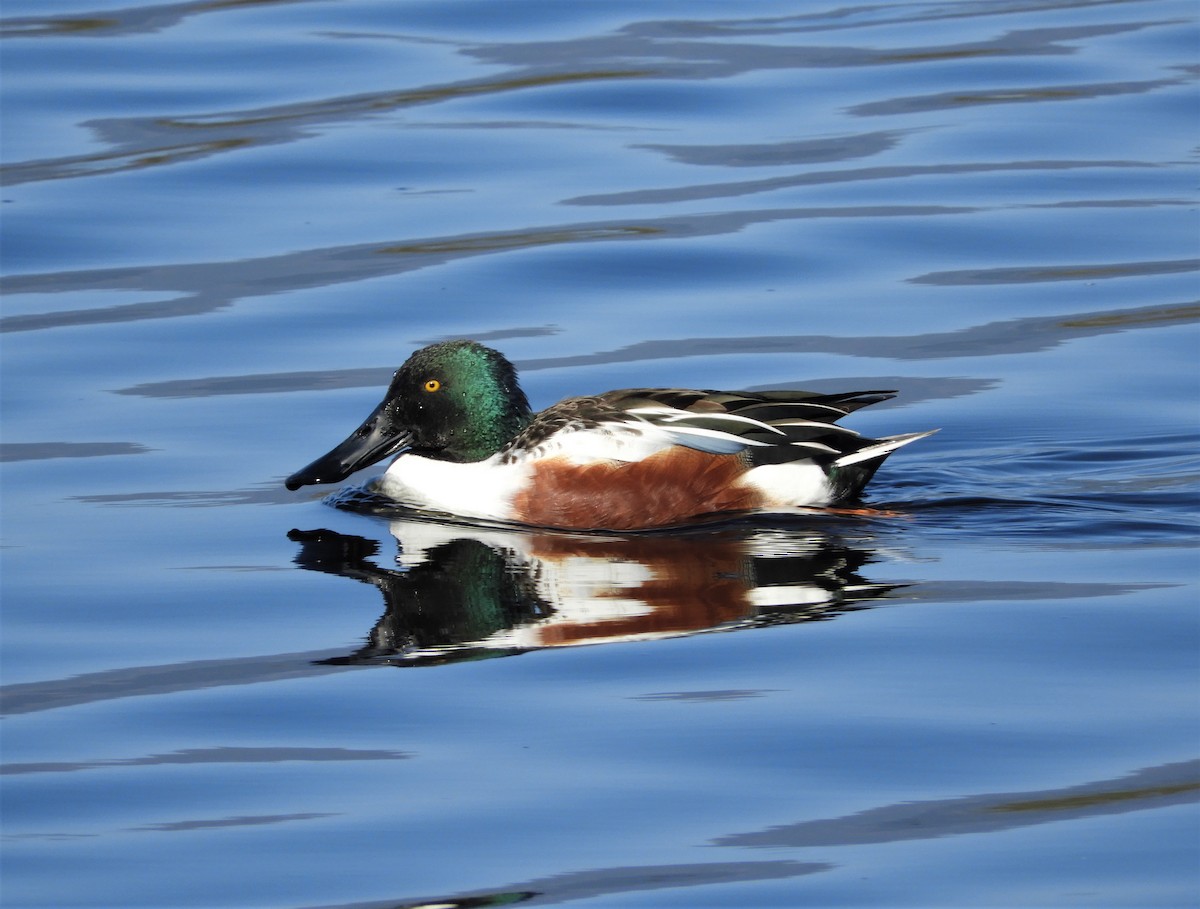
top-left (376, 454), bottom-right (531, 521)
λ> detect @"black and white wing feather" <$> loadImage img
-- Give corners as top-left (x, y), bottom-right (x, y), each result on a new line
top-left (600, 388), bottom-right (922, 467)
top-left (504, 387), bottom-right (934, 476)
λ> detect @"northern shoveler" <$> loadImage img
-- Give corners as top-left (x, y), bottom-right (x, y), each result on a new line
top-left (285, 340), bottom-right (936, 530)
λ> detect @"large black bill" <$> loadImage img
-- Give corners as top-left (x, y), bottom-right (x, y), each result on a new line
top-left (285, 401), bottom-right (413, 491)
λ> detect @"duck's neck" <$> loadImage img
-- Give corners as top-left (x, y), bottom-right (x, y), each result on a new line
top-left (473, 405), bottom-right (533, 461)
top-left (439, 396), bottom-right (532, 463)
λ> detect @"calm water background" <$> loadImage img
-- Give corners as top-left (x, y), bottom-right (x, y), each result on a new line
top-left (2, 1), bottom-right (1198, 907)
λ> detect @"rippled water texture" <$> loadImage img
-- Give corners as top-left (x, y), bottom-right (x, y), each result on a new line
top-left (2, 2), bottom-right (1198, 907)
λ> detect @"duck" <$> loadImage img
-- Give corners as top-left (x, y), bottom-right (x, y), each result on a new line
top-left (285, 339), bottom-right (936, 531)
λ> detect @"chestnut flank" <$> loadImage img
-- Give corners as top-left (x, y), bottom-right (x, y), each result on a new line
top-left (513, 448), bottom-right (762, 530)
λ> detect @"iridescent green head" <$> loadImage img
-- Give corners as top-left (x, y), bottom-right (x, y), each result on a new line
top-left (390, 340), bottom-right (532, 461)
top-left (285, 340), bottom-right (533, 490)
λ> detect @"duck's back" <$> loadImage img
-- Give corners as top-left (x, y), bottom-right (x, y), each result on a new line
top-left (493, 386), bottom-right (932, 530)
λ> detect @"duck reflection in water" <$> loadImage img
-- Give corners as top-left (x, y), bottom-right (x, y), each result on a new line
top-left (289, 514), bottom-right (905, 667)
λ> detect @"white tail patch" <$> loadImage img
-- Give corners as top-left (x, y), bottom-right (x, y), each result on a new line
top-left (833, 429), bottom-right (939, 468)
top-left (737, 461), bottom-right (832, 506)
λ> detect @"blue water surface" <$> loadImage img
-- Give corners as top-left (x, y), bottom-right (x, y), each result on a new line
top-left (2, 1), bottom-right (1198, 907)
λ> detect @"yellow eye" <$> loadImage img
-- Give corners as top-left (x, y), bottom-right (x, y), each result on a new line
top-left (423, 379), bottom-right (441, 393)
